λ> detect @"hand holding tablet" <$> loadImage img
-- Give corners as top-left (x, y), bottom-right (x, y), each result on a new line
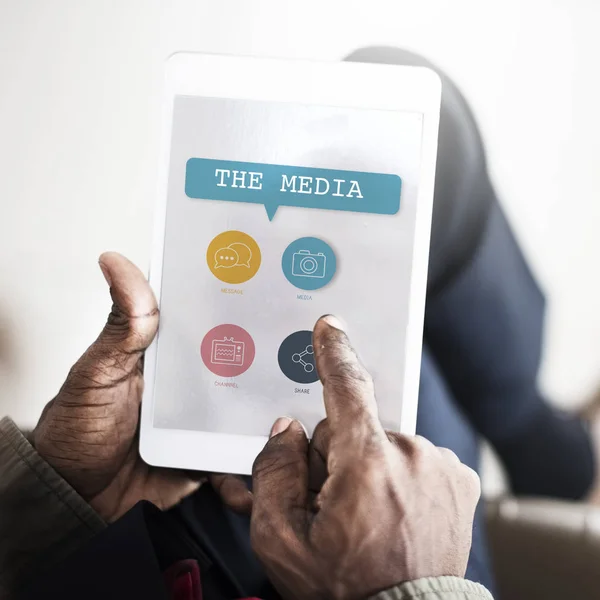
top-left (250, 316), bottom-right (480, 600)
top-left (30, 248), bottom-right (467, 543)
top-left (141, 53), bottom-right (441, 475)
top-left (31, 252), bottom-right (250, 522)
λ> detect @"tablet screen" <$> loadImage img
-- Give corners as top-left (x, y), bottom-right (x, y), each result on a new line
top-left (152, 95), bottom-right (424, 436)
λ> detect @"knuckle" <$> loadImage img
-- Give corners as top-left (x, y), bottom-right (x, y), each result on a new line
top-left (413, 435), bottom-right (436, 453)
top-left (463, 465), bottom-right (482, 498)
top-left (324, 361), bottom-right (373, 397)
top-left (438, 446), bottom-right (460, 463)
top-left (331, 425), bottom-right (383, 468)
top-left (104, 305), bottom-right (158, 355)
top-left (252, 449), bottom-right (278, 479)
top-left (455, 463), bottom-right (482, 501)
top-left (104, 306), bottom-right (131, 342)
top-left (390, 433), bottom-right (426, 461)
top-left (253, 446), bottom-right (301, 482)
top-left (359, 427), bottom-right (387, 455)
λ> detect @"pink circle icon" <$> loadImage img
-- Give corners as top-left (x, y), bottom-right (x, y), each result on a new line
top-left (200, 324), bottom-right (255, 377)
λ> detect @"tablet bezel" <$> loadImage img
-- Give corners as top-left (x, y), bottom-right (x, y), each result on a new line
top-left (140, 52), bottom-right (441, 475)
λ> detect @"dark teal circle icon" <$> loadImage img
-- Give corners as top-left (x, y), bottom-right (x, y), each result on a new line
top-left (281, 237), bottom-right (337, 291)
top-left (278, 330), bottom-right (319, 384)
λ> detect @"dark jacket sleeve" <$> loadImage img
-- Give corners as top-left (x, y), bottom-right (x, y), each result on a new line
top-left (0, 417), bottom-right (105, 599)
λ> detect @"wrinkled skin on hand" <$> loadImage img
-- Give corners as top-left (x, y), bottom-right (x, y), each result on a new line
top-left (34, 252), bottom-right (249, 522)
top-left (248, 316), bottom-right (481, 600)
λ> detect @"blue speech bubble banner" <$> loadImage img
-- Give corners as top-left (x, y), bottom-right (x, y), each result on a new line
top-left (185, 158), bottom-right (401, 221)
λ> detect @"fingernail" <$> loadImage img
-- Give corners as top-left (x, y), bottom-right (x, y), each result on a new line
top-left (270, 416), bottom-right (293, 438)
top-left (98, 261), bottom-right (112, 287)
top-left (321, 314), bottom-right (345, 332)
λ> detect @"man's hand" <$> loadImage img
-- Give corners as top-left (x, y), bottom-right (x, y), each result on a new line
top-left (33, 252), bottom-right (248, 522)
top-left (250, 315), bottom-right (481, 600)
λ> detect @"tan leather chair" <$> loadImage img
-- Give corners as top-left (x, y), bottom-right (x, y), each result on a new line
top-left (486, 497), bottom-right (600, 599)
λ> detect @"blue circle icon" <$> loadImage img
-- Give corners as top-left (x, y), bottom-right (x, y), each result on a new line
top-left (278, 330), bottom-right (319, 384)
top-left (281, 237), bottom-right (337, 291)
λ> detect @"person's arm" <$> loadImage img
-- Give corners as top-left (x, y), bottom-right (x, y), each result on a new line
top-left (1, 253), bottom-right (247, 599)
top-left (0, 253), bottom-right (190, 598)
top-left (0, 417), bottom-right (105, 598)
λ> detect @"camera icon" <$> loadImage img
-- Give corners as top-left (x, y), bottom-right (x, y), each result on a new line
top-left (291, 250), bottom-right (327, 279)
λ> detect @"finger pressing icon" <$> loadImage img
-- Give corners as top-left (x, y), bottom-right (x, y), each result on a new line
top-left (312, 315), bottom-right (385, 445)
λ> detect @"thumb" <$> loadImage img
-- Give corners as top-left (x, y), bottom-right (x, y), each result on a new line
top-left (251, 418), bottom-right (309, 539)
top-left (62, 252), bottom-right (159, 394)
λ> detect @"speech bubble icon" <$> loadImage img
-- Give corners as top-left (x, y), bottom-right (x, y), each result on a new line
top-left (214, 247), bottom-right (239, 269)
top-left (228, 242), bottom-right (252, 267)
top-left (207, 230), bottom-right (261, 284)
top-left (185, 158), bottom-right (402, 222)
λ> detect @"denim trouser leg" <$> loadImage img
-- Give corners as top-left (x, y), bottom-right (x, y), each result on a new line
top-left (347, 47), bottom-right (595, 499)
top-left (425, 200), bottom-right (595, 500)
top-left (417, 346), bottom-right (495, 593)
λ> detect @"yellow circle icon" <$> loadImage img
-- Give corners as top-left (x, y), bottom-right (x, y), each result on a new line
top-left (207, 230), bottom-right (262, 284)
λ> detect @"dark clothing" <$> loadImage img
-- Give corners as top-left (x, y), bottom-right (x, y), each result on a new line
top-left (19, 498), bottom-right (254, 600)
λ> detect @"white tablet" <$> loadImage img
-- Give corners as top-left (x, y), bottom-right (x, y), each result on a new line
top-left (140, 53), bottom-right (441, 475)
